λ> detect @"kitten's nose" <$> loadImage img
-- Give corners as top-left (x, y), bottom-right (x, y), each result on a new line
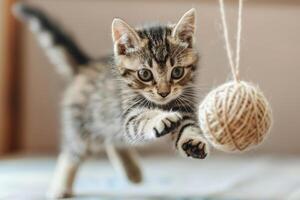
top-left (158, 91), bottom-right (170, 98)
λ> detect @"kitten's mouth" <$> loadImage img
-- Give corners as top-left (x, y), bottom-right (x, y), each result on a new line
top-left (143, 93), bottom-right (180, 105)
top-left (152, 97), bottom-right (172, 104)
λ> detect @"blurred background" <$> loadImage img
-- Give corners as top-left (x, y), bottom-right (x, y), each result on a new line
top-left (1, 0), bottom-right (300, 199)
top-left (1, 0), bottom-right (300, 155)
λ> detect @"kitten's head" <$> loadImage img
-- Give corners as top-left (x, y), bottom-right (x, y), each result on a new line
top-left (112, 9), bottom-right (198, 105)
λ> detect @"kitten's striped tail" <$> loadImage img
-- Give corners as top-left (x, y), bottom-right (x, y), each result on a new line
top-left (13, 3), bottom-right (91, 78)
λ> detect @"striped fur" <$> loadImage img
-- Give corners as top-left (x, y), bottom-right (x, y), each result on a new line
top-left (14, 4), bottom-right (209, 198)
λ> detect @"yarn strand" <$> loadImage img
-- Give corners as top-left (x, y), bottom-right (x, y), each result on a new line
top-left (219, 0), bottom-right (243, 82)
top-left (235, 0), bottom-right (243, 80)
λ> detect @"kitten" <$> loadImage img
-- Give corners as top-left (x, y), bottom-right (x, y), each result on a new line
top-left (14, 3), bottom-right (209, 198)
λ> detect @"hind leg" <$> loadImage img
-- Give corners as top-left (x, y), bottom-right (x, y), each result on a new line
top-left (47, 151), bottom-right (85, 199)
top-left (106, 144), bottom-right (142, 183)
top-left (48, 97), bottom-right (90, 198)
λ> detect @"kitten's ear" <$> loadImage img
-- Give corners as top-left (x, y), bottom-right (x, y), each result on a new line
top-left (112, 18), bottom-right (141, 55)
top-left (172, 8), bottom-right (196, 47)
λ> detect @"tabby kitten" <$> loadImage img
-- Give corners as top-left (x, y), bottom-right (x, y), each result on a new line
top-left (14, 3), bottom-right (209, 198)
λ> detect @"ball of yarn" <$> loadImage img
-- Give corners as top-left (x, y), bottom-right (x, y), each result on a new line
top-left (198, 81), bottom-right (272, 152)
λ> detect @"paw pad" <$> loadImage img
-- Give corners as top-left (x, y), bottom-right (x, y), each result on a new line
top-left (182, 139), bottom-right (208, 159)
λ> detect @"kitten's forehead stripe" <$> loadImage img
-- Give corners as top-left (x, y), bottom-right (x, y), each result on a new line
top-left (137, 25), bottom-right (172, 67)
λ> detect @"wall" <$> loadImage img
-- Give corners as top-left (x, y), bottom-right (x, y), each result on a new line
top-left (20, 0), bottom-right (300, 155)
top-left (0, 0), bottom-right (6, 153)
top-left (0, 0), bottom-right (3, 70)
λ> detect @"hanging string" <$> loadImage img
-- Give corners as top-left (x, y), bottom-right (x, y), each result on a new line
top-left (219, 0), bottom-right (243, 82)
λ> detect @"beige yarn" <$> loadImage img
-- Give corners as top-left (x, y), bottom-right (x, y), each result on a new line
top-left (199, 81), bottom-right (272, 152)
top-left (198, 0), bottom-right (273, 152)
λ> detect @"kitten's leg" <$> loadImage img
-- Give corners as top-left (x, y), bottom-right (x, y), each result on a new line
top-left (106, 144), bottom-right (142, 183)
top-left (174, 118), bottom-right (209, 159)
top-left (124, 109), bottom-right (182, 143)
top-left (47, 152), bottom-right (84, 199)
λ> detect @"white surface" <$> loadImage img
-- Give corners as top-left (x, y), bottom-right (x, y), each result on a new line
top-left (0, 155), bottom-right (300, 199)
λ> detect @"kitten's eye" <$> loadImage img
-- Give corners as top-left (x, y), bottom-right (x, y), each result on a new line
top-left (171, 67), bottom-right (184, 79)
top-left (137, 69), bottom-right (153, 82)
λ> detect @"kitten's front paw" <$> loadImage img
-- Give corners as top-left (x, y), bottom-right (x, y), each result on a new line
top-left (178, 127), bottom-right (209, 159)
top-left (181, 138), bottom-right (208, 159)
top-left (153, 112), bottom-right (182, 137)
